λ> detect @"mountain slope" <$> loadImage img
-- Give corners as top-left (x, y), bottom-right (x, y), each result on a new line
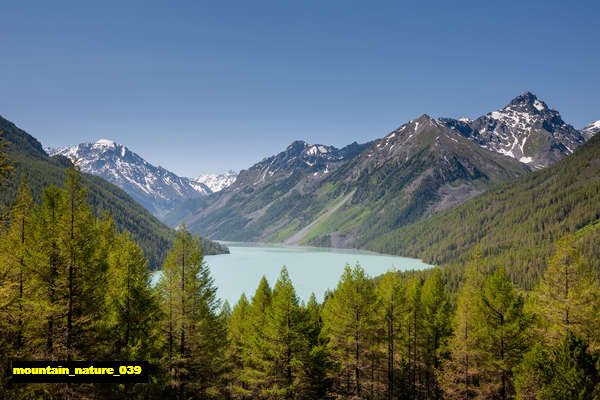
top-left (0, 115), bottom-right (228, 268)
top-left (164, 140), bottom-right (370, 237)
top-left (367, 131), bottom-right (600, 288)
top-left (438, 92), bottom-right (585, 169)
top-left (47, 140), bottom-right (211, 218)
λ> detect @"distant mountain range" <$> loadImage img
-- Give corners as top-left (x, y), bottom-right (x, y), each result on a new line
top-left (165, 92), bottom-right (597, 250)
top-left (193, 171), bottom-right (238, 192)
top-left (46, 140), bottom-right (213, 218)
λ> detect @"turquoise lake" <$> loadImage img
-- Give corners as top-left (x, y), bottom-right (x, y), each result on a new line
top-left (154, 242), bottom-right (433, 306)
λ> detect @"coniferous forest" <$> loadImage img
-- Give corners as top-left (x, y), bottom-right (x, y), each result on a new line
top-left (1, 132), bottom-right (600, 399)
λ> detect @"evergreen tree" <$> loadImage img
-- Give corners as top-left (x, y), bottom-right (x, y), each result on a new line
top-left (158, 226), bottom-right (226, 398)
top-left (299, 293), bottom-right (332, 399)
top-left (104, 229), bottom-right (161, 360)
top-left (226, 293), bottom-right (251, 399)
top-left (240, 275), bottom-right (273, 398)
top-left (1, 179), bottom-right (34, 356)
top-left (262, 267), bottom-right (307, 399)
top-left (515, 332), bottom-right (600, 399)
top-left (441, 251), bottom-right (486, 399)
top-left (405, 277), bottom-right (424, 400)
top-left (476, 267), bottom-right (532, 399)
top-left (322, 263), bottom-right (377, 398)
top-left (376, 270), bottom-right (405, 400)
top-left (421, 269), bottom-right (451, 399)
top-left (533, 234), bottom-right (600, 348)
top-left (29, 185), bottom-right (64, 358)
top-left (59, 166), bottom-right (108, 360)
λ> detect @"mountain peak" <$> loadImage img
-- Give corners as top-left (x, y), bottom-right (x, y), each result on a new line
top-left (506, 91), bottom-right (548, 113)
top-left (95, 138), bottom-right (117, 147)
top-left (415, 114), bottom-right (433, 122)
top-left (582, 120), bottom-right (600, 140)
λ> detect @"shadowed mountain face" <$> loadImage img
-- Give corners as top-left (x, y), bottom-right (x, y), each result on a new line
top-left (166, 92), bottom-right (592, 250)
top-left (47, 140), bottom-right (211, 218)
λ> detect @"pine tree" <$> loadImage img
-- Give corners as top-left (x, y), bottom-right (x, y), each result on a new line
top-left (241, 275), bottom-right (273, 398)
top-left (534, 234), bottom-right (600, 348)
top-left (58, 166), bottom-right (108, 360)
top-left (2, 179), bottom-right (34, 356)
top-left (299, 293), bottom-right (332, 399)
top-left (376, 270), bottom-right (405, 400)
top-left (421, 269), bottom-right (451, 399)
top-left (262, 267), bottom-right (307, 399)
top-left (104, 229), bottom-right (161, 360)
top-left (515, 332), bottom-right (600, 399)
top-left (441, 251), bottom-right (486, 399)
top-left (29, 185), bottom-right (64, 357)
top-left (322, 263), bottom-right (377, 398)
top-left (226, 293), bottom-right (251, 399)
top-left (405, 277), bottom-right (423, 400)
top-left (476, 267), bottom-right (532, 399)
top-left (159, 226), bottom-right (226, 398)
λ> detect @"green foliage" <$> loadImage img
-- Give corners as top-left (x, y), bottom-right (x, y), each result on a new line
top-left (321, 263), bottom-right (378, 398)
top-left (158, 226), bottom-right (227, 398)
top-left (515, 333), bottom-right (600, 400)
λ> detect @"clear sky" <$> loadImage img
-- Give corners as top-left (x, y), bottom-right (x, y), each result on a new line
top-left (1, 0), bottom-right (598, 176)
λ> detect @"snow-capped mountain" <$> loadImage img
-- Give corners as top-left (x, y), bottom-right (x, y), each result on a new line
top-left (193, 170), bottom-right (238, 192)
top-left (46, 139), bottom-right (211, 218)
top-left (582, 120), bottom-right (600, 140)
top-left (439, 92), bottom-right (586, 169)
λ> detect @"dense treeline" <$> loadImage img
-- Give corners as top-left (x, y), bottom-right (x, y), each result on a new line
top-left (2, 164), bottom-right (600, 399)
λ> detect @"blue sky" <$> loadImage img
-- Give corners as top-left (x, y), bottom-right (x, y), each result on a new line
top-left (1, 0), bottom-right (598, 176)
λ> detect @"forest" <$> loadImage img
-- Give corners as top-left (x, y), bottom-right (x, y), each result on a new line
top-left (1, 136), bottom-right (600, 399)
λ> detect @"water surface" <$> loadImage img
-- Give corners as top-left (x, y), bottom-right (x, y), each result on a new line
top-left (155, 242), bottom-right (433, 305)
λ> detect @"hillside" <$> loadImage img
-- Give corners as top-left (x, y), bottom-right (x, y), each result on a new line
top-left (0, 115), bottom-right (228, 268)
top-left (367, 131), bottom-right (600, 289)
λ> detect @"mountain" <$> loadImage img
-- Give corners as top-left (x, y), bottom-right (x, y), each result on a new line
top-left (438, 92), bottom-right (585, 169)
top-left (167, 92), bottom-right (591, 251)
top-left (166, 115), bottom-right (529, 246)
top-left (0, 115), bottom-right (228, 268)
top-left (193, 170), bottom-right (238, 192)
top-left (47, 140), bottom-right (211, 217)
top-left (582, 120), bottom-right (600, 140)
top-left (162, 140), bottom-right (370, 235)
top-left (367, 130), bottom-right (600, 289)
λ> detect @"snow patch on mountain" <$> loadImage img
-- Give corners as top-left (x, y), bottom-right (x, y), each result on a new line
top-left (193, 170), bottom-right (238, 192)
top-left (581, 120), bottom-right (600, 140)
